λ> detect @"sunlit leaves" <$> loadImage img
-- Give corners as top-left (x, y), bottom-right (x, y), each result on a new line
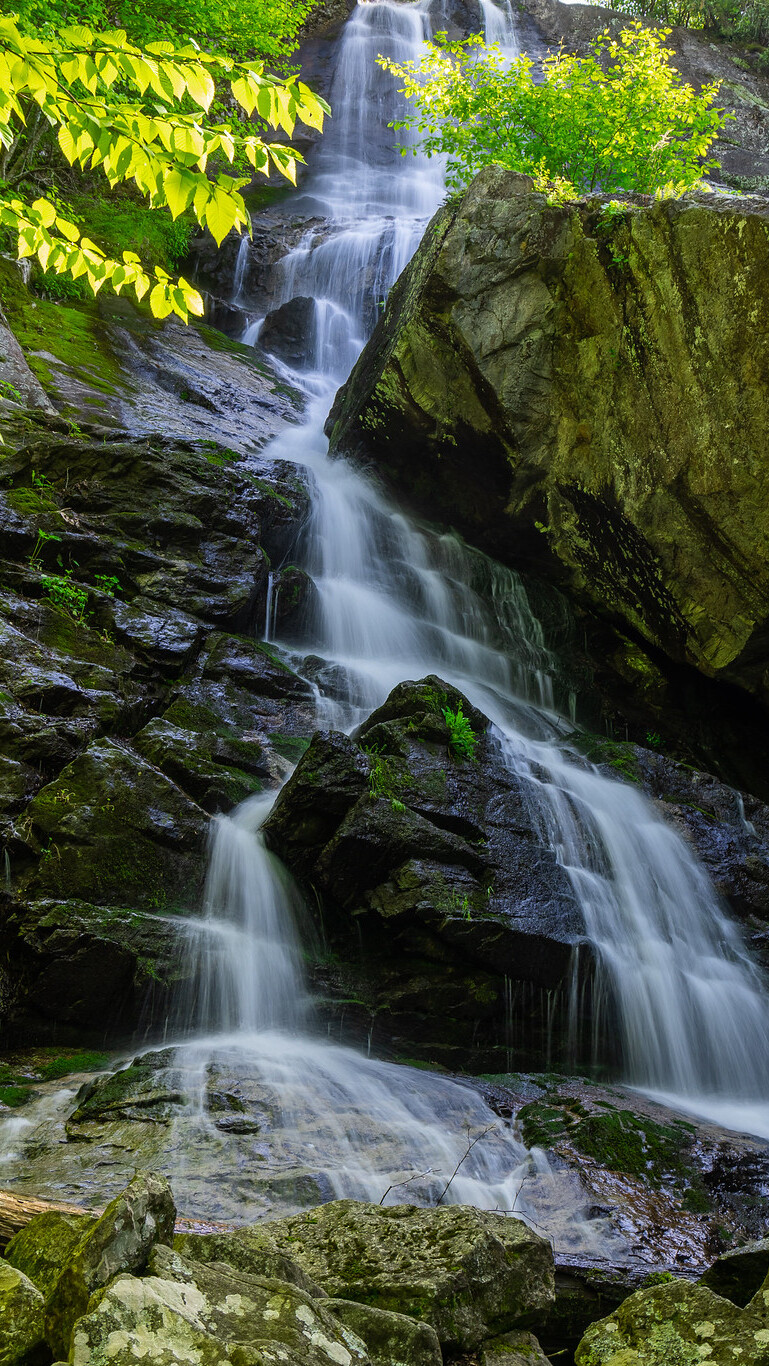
top-left (0, 14), bottom-right (330, 320)
top-left (380, 22), bottom-right (728, 199)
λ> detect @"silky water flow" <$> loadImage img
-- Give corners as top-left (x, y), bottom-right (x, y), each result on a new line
top-left (3, 0), bottom-right (769, 1243)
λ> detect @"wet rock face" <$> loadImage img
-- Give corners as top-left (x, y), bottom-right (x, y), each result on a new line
top-left (265, 675), bottom-right (586, 1069)
top-left (564, 732), bottom-right (769, 967)
top-left (0, 381), bottom-right (315, 1042)
top-left (327, 172), bottom-right (769, 724)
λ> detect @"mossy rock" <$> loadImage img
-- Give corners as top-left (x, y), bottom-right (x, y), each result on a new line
top-left (324, 1298), bottom-right (442, 1366)
top-left (72, 1244), bottom-right (370, 1366)
top-left (518, 1097), bottom-right (696, 1187)
top-left (0, 1259), bottom-right (46, 1366)
top-left (209, 1200), bottom-right (554, 1352)
top-left (22, 739), bottom-right (208, 911)
top-left (4, 1212), bottom-right (96, 1301)
top-left (575, 1277), bottom-right (769, 1365)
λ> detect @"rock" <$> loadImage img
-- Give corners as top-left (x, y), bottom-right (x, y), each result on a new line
top-left (575, 1276), bottom-right (769, 1365)
top-left (223, 1199), bottom-right (555, 1352)
top-left (260, 296), bottom-right (317, 366)
top-left (327, 170), bottom-right (769, 719)
top-left (45, 1170), bottom-right (175, 1359)
top-left (0, 403), bottom-right (315, 1040)
top-left (175, 1228), bottom-right (327, 1297)
top-left (324, 1299), bottom-right (443, 1366)
top-left (4, 1210), bottom-right (96, 1299)
top-left (265, 675), bottom-right (587, 1068)
top-left (701, 1238), bottom-right (769, 1307)
top-left (70, 1244), bottom-right (370, 1366)
top-left (0, 1259), bottom-right (46, 1366)
top-left (479, 1330), bottom-right (552, 1365)
top-left (18, 740), bottom-right (208, 911)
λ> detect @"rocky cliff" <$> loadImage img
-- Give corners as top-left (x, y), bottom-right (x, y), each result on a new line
top-left (327, 172), bottom-right (769, 751)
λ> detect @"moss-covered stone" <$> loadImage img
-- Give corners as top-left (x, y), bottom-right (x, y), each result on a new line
top-left (518, 1097), bottom-right (696, 1186)
top-left (71, 1244), bottom-right (370, 1366)
top-left (202, 1200), bottom-right (554, 1353)
top-left (4, 1211), bottom-right (96, 1300)
top-left (0, 1259), bottom-right (46, 1366)
top-left (21, 740), bottom-right (208, 911)
top-left (324, 1298), bottom-right (442, 1366)
top-left (45, 1170), bottom-right (175, 1359)
top-left (575, 1277), bottom-right (769, 1365)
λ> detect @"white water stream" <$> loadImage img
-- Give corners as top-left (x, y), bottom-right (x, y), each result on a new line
top-left (2, 0), bottom-right (768, 1238)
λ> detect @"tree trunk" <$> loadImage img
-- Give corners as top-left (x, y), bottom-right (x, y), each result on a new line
top-left (0, 1188), bottom-right (90, 1248)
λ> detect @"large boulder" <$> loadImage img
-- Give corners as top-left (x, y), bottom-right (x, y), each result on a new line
top-left (327, 171), bottom-right (769, 720)
top-left (0, 1260), bottom-right (46, 1366)
top-left (575, 1276), bottom-right (769, 1365)
top-left (71, 1244), bottom-right (371, 1366)
top-left (190, 1200), bottom-right (555, 1353)
top-left (44, 1170), bottom-right (175, 1359)
top-left (265, 675), bottom-right (585, 1068)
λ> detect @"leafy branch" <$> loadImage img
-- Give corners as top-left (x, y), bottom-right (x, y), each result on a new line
top-left (0, 15), bottom-right (329, 319)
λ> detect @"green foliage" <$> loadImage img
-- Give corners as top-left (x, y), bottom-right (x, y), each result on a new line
top-left (94, 572), bottom-right (121, 595)
top-left (11, 0), bottom-right (318, 67)
top-left (592, 0), bottom-right (769, 45)
top-left (380, 23), bottom-right (727, 198)
top-left (0, 15), bottom-right (329, 320)
top-left (40, 569), bottom-right (89, 622)
top-left (0, 378), bottom-right (23, 402)
top-left (365, 743), bottom-right (406, 812)
top-left (28, 527), bottom-right (61, 567)
top-left (442, 703), bottom-right (478, 760)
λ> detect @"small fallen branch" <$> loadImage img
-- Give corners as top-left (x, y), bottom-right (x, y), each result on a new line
top-left (379, 1169), bottom-right (434, 1205)
top-left (436, 1123), bottom-right (496, 1204)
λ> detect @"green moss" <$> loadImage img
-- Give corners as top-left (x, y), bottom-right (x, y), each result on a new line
top-left (570, 731), bottom-right (641, 784)
top-left (0, 1085), bottom-right (33, 1107)
top-left (1, 286), bottom-right (123, 399)
top-left (519, 1097), bottom-right (696, 1187)
top-left (271, 735), bottom-right (311, 763)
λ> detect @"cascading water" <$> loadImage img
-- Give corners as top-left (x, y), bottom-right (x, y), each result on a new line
top-left (241, 0), bottom-right (769, 1140)
top-left (3, 0), bottom-right (768, 1237)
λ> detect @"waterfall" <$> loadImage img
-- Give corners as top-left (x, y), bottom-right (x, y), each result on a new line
top-left (4, 0), bottom-right (767, 1233)
top-left (236, 0), bottom-right (769, 1140)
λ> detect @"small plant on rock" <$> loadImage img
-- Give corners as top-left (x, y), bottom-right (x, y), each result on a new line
top-left (41, 569), bottom-right (89, 624)
top-left (443, 703), bottom-right (478, 760)
top-left (94, 573), bottom-right (122, 597)
top-left (366, 744), bottom-right (406, 812)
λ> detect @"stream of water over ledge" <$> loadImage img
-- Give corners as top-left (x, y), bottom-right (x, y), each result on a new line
top-left (2, 0), bottom-right (769, 1250)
